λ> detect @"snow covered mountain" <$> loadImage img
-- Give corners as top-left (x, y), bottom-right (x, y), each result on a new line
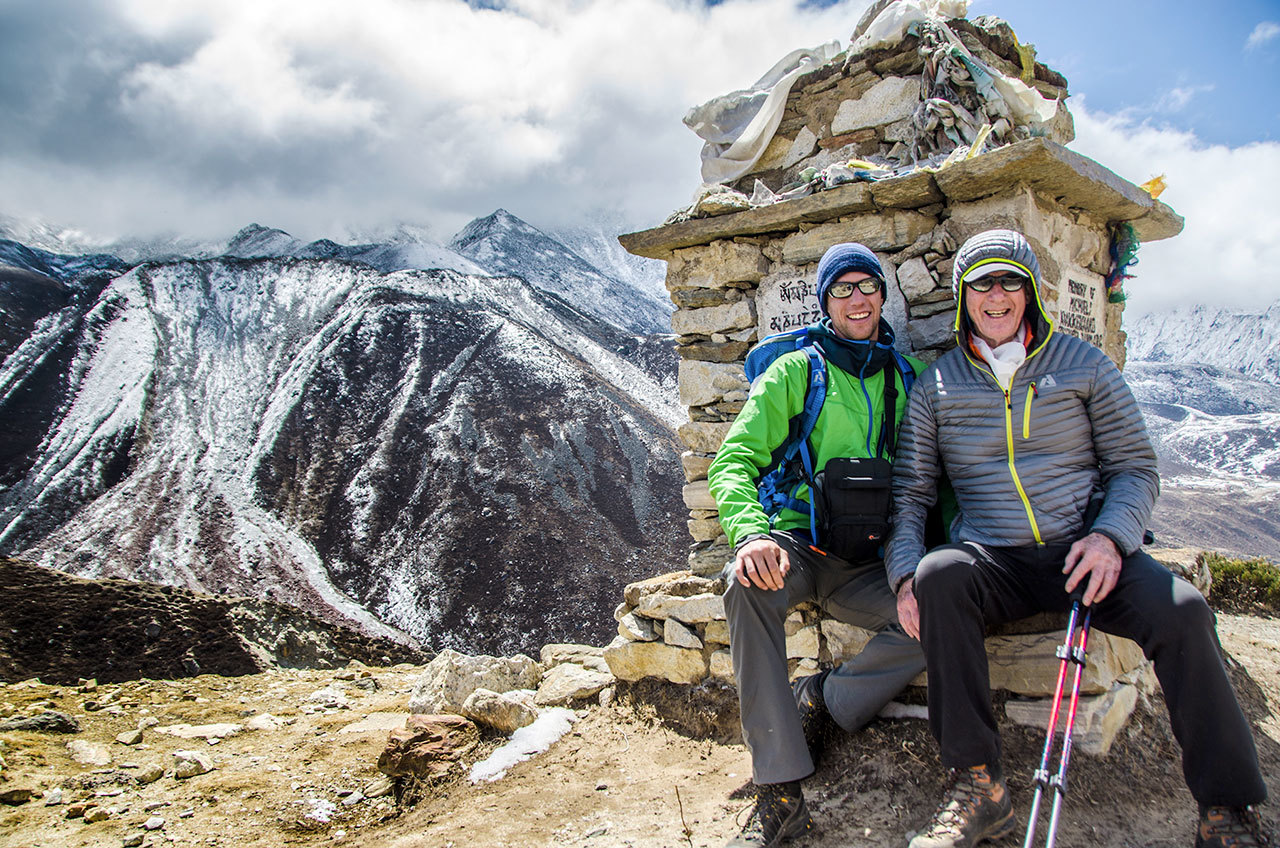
top-left (0, 238), bottom-right (686, 655)
top-left (553, 216), bottom-right (669, 308)
top-left (1127, 302), bottom-right (1280, 386)
top-left (1124, 306), bottom-right (1280, 558)
top-left (450, 209), bottom-right (671, 335)
top-left (1, 211), bottom-right (675, 341)
top-left (222, 223), bottom-right (488, 277)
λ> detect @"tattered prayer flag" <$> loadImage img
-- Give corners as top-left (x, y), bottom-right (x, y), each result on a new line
top-left (1140, 175), bottom-right (1167, 199)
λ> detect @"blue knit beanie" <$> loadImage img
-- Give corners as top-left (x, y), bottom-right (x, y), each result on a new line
top-left (815, 243), bottom-right (884, 317)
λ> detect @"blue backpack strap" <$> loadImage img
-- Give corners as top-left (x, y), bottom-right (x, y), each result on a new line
top-left (773, 344), bottom-right (826, 539)
top-left (893, 349), bottom-right (916, 395)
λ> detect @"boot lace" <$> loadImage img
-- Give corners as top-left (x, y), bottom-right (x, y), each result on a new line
top-left (921, 768), bottom-right (994, 837)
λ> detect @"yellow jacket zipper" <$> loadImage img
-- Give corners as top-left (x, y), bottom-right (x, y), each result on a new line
top-left (965, 343), bottom-right (1043, 545)
top-left (1002, 385), bottom-right (1043, 544)
top-left (1022, 382), bottom-right (1036, 439)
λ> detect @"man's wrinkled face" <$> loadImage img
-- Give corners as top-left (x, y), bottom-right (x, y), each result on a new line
top-left (965, 271), bottom-right (1028, 348)
top-left (827, 271), bottom-right (883, 342)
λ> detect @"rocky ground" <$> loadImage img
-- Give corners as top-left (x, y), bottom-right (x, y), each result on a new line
top-left (2, 549), bottom-right (1278, 848)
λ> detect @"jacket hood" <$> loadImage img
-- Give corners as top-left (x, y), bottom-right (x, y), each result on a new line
top-left (951, 229), bottom-right (1054, 349)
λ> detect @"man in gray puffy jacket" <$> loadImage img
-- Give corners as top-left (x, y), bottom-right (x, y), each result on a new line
top-left (886, 229), bottom-right (1268, 848)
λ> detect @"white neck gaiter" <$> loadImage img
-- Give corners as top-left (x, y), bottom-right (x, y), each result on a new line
top-left (972, 324), bottom-right (1028, 390)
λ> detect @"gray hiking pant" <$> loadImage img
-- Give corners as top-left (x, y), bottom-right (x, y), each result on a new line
top-left (722, 530), bottom-right (925, 785)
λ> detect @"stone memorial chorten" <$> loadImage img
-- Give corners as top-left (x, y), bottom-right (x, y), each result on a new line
top-left (607, 1), bottom-right (1183, 754)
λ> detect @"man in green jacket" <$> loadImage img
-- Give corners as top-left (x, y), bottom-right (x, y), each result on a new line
top-left (709, 242), bottom-right (928, 848)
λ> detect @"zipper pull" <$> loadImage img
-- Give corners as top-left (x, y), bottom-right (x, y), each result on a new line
top-left (1004, 389), bottom-right (1012, 410)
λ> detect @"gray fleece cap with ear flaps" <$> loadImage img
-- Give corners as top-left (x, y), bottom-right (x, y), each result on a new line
top-left (951, 228), bottom-right (1052, 338)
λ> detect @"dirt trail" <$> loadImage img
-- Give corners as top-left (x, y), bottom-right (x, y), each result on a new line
top-left (2, 614), bottom-right (1277, 848)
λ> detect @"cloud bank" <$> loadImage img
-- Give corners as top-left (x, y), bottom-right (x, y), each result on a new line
top-left (2, 0), bottom-right (1277, 316)
top-left (0, 0), bottom-right (868, 241)
top-left (1071, 104), bottom-right (1280, 316)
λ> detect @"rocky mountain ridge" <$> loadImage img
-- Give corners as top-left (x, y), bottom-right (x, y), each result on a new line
top-left (0, 211), bottom-right (671, 339)
top-left (1124, 306), bottom-right (1280, 557)
top-left (1127, 301), bottom-right (1280, 385)
top-left (0, 227), bottom-right (685, 656)
top-left (449, 209), bottom-right (671, 335)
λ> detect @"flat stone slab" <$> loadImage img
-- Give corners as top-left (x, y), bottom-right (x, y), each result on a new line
top-left (620, 183), bottom-right (875, 259)
top-left (619, 139), bottom-right (1181, 259)
top-left (933, 139), bottom-right (1182, 242)
top-left (1005, 682), bottom-right (1139, 756)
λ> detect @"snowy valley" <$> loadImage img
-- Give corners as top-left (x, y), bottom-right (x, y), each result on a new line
top-left (1124, 304), bottom-right (1280, 558)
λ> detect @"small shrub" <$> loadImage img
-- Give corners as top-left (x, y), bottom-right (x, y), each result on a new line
top-left (1200, 552), bottom-right (1280, 612)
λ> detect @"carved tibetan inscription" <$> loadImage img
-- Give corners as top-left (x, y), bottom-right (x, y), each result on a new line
top-left (1055, 274), bottom-right (1106, 349)
top-left (757, 270), bottom-right (821, 338)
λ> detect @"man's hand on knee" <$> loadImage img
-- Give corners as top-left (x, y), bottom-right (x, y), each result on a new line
top-left (896, 577), bottom-right (921, 640)
top-left (734, 538), bottom-right (790, 591)
top-left (1063, 532), bottom-right (1122, 606)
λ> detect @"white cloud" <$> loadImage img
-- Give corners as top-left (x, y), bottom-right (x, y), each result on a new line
top-left (3, 0), bottom-right (874, 242)
top-left (1070, 103), bottom-right (1280, 316)
top-left (1246, 21), bottom-right (1280, 50)
top-left (1155, 84), bottom-right (1214, 112)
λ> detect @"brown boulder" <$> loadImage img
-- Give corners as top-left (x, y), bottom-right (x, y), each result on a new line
top-left (377, 714), bottom-right (479, 780)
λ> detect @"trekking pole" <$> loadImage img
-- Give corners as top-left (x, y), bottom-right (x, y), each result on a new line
top-left (1022, 595), bottom-right (1093, 848)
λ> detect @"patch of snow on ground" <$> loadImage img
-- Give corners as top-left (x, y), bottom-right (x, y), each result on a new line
top-left (469, 708), bottom-right (577, 783)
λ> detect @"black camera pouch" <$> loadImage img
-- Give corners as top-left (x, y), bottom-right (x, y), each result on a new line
top-left (812, 456), bottom-right (893, 562)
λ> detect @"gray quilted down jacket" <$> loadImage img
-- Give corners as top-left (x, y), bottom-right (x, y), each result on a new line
top-left (885, 234), bottom-right (1159, 591)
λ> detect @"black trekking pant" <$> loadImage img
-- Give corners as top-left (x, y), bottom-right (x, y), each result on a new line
top-left (914, 541), bottom-right (1266, 807)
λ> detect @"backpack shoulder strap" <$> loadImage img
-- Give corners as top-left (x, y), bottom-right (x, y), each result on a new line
top-left (878, 351), bottom-right (915, 459)
top-left (792, 344), bottom-right (827, 475)
top-left (756, 343), bottom-right (828, 524)
top-left (795, 344), bottom-right (826, 542)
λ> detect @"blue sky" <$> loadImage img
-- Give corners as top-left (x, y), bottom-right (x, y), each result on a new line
top-left (990, 0), bottom-right (1279, 147)
top-left (1, 0), bottom-right (1277, 315)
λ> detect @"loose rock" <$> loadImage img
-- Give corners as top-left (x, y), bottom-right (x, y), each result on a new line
top-left (462, 688), bottom-right (538, 733)
top-left (137, 764), bottom-right (165, 785)
top-left (0, 787), bottom-right (34, 805)
top-left (535, 664), bottom-right (615, 706)
top-left (363, 777), bottom-right (394, 799)
top-left (173, 750), bottom-right (213, 780)
top-left (67, 739), bottom-right (111, 766)
top-left (377, 714), bottom-right (480, 780)
top-left (407, 649), bottom-right (541, 715)
top-left (116, 729), bottom-right (144, 746)
top-left (0, 711), bottom-right (80, 734)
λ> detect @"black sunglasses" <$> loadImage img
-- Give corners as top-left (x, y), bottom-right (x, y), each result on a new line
top-left (966, 274), bottom-right (1029, 293)
top-left (828, 279), bottom-right (882, 298)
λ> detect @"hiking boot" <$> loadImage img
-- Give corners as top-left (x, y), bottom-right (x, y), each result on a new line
top-left (791, 669), bottom-right (832, 770)
top-left (726, 781), bottom-right (812, 848)
top-left (907, 764), bottom-right (1015, 848)
top-left (1196, 806), bottom-right (1272, 847)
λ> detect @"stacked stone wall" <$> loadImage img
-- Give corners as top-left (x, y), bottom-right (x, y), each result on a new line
top-left (603, 570), bottom-right (1157, 755)
top-left (670, 181), bottom-right (1131, 577)
top-left (729, 17), bottom-right (1074, 202)
top-left (619, 18), bottom-right (1184, 752)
